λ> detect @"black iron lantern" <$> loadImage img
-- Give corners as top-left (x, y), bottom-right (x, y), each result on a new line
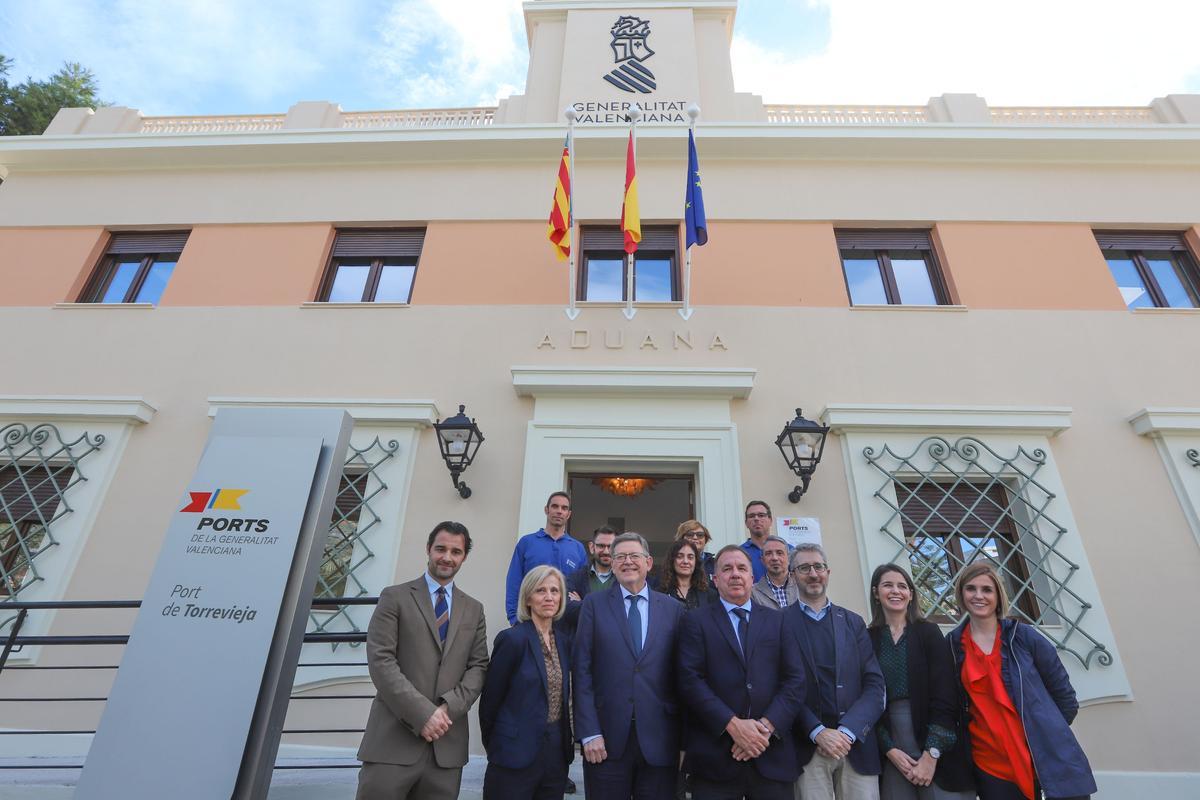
top-left (433, 404), bottom-right (484, 498)
top-left (775, 408), bottom-right (830, 503)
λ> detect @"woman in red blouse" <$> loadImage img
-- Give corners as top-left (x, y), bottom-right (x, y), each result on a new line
top-left (949, 563), bottom-right (1095, 800)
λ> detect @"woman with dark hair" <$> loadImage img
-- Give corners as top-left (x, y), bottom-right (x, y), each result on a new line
top-left (867, 563), bottom-right (974, 800)
top-left (949, 562), bottom-right (1095, 800)
top-left (658, 538), bottom-right (717, 610)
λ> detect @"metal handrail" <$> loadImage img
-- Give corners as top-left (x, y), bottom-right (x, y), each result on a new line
top-left (0, 596), bottom-right (380, 774)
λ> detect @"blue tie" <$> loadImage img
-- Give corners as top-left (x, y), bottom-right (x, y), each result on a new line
top-left (434, 587), bottom-right (449, 643)
top-left (628, 594), bottom-right (643, 657)
top-left (732, 608), bottom-right (749, 659)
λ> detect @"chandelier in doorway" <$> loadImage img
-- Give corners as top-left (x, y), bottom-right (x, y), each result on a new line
top-left (592, 476), bottom-right (662, 498)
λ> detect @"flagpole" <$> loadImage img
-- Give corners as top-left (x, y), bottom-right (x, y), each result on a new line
top-left (680, 103), bottom-right (700, 321)
top-left (564, 105), bottom-right (580, 320)
top-left (624, 103), bottom-right (642, 321)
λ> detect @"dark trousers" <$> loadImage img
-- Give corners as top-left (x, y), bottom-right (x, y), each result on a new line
top-left (583, 723), bottom-right (675, 800)
top-left (483, 721), bottom-right (569, 800)
top-left (975, 768), bottom-right (1090, 800)
top-left (690, 768), bottom-right (792, 800)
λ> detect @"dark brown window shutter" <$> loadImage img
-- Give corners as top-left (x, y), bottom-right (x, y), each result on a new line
top-left (0, 465), bottom-right (75, 523)
top-left (1093, 231), bottom-right (1188, 252)
top-left (836, 230), bottom-right (932, 251)
top-left (332, 229), bottom-right (426, 259)
top-left (106, 231), bottom-right (190, 255)
top-left (333, 472), bottom-right (368, 523)
top-left (897, 481), bottom-right (1010, 537)
top-left (583, 225), bottom-right (677, 252)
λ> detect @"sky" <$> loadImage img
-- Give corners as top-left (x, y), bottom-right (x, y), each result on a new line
top-left (2, 0), bottom-right (1200, 116)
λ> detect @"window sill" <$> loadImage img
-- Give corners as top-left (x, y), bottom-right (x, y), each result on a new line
top-left (300, 302), bottom-right (411, 309)
top-left (53, 302), bottom-right (155, 310)
top-left (1130, 307), bottom-right (1200, 315)
top-left (849, 304), bottom-right (967, 312)
top-left (576, 301), bottom-right (684, 309)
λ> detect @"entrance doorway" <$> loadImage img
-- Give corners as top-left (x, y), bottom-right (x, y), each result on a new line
top-left (567, 472), bottom-right (695, 563)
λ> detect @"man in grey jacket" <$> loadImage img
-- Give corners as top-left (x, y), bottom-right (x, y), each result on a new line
top-left (750, 535), bottom-right (801, 609)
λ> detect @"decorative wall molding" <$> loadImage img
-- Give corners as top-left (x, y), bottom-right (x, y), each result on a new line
top-left (0, 396), bottom-right (156, 425)
top-left (1128, 407), bottom-right (1200, 436)
top-left (511, 366), bottom-right (756, 398)
top-left (821, 403), bottom-right (1072, 435)
top-left (1129, 407), bottom-right (1200, 550)
top-left (207, 397), bottom-right (439, 426)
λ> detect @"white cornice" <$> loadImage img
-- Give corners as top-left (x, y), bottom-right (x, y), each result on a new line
top-left (1128, 407), bottom-right (1200, 436)
top-left (512, 366), bottom-right (755, 398)
top-left (6, 123), bottom-right (1200, 173)
top-left (207, 397), bottom-right (440, 426)
top-left (0, 395), bottom-right (157, 425)
top-left (821, 404), bottom-right (1072, 435)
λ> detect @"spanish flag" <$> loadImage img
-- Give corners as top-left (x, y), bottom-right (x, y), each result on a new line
top-left (620, 131), bottom-right (641, 254)
top-left (547, 138), bottom-right (571, 261)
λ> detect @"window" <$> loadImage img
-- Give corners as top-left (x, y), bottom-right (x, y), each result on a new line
top-left (1095, 231), bottom-right (1200, 309)
top-left (82, 231), bottom-right (189, 304)
top-left (896, 480), bottom-right (1039, 623)
top-left (318, 229), bottom-right (424, 303)
top-left (0, 457), bottom-right (81, 597)
top-left (836, 230), bottom-right (948, 306)
top-left (580, 225), bottom-right (679, 302)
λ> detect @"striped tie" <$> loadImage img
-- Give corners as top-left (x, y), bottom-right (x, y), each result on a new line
top-left (435, 587), bottom-right (449, 643)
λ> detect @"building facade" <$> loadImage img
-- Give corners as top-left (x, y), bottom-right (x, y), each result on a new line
top-left (2, 1), bottom-right (1199, 795)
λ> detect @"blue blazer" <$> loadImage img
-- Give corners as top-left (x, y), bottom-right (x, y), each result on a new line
top-left (677, 600), bottom-right (807, 784)
top-left (784, 602), bottom-right (886, 776)
top-left (479, 621), bottom-right (574, 770)
top-left (572, 582), bottom-right (686, 766)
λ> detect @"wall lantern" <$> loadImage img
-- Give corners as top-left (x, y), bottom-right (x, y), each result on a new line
top-left (433, 404), bottom-right (484, 498)
top-left (775, 408), bottom-right (830, 503)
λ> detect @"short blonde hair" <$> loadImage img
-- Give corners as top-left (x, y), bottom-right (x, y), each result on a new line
top-left (954, 562), bottom-right (1010, 619)
top-left (516, 565), bottom-right (566, 623)
top-left (675, 520), bottom-right (710, 543)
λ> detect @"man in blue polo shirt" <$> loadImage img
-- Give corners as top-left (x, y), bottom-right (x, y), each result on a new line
top-left (504, 490), bottom-right (588, 625)
top-left (740, 499), bottom-right (781, 583)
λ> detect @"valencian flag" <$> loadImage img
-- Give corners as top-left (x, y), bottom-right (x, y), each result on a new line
top-left (684, 128), bottom-right (708, 247)
top-left (621, 131), bottom-right (641, 253)
top-left (547, 137), bottom-right (571, 261)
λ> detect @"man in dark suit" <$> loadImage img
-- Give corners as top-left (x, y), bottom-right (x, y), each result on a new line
top-left (784, 543), bottom-right (885, 800)
top-left (356, 522), bottom-right (490, 800)
top-left (677, 544), bottom-right (807, 800)
top-left (573, 531), bottom-right (686, 800)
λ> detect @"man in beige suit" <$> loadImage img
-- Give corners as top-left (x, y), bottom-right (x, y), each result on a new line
top-left (357, 521), bottom-right (489, 800)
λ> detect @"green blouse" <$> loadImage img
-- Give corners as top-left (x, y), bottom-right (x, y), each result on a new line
top-left (877, 628), bottom-right (957, 756)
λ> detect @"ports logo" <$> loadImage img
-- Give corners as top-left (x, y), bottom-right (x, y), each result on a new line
top-left (180, 489), bottom-right (249, 513)
top-left (605, 16), bottom-right (656, 94)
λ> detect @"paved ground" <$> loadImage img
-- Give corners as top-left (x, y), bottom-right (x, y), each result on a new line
top-left (0, 756), bottom-right (587, 799)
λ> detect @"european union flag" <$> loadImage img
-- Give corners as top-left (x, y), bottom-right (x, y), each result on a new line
top-left (684, 128), bottom-right (707, 248)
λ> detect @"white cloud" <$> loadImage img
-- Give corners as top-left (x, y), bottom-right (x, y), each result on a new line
top-left (732, 0), bottom-right (1200, 106)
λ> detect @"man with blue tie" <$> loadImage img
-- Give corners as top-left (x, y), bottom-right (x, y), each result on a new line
top-left (573, 532), bottom-right (686, 800)
top-left (784, 543), bottom-right (885, 800)
top-left (677, 545), bottom-right (807, 800)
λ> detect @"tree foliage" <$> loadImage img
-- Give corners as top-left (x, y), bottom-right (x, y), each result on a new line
top-left (0, 54), bottom-right (107, 136)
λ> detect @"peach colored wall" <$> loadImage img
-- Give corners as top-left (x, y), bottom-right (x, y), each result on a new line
top-left (691, 222), bottom-right (848, 306)
top-left (159, 224), bottom-right (333, 306)
top-left (415, 221), bottom-right (565, 304)
top-left (0, 227), bottom-right (106, 305)
top-left (935, 222), bottom-right (1127, 310)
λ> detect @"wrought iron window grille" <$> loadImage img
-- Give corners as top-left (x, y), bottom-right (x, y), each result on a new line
top-left (1187, 448), bottom-right (1199, 468)
top-left (863, 435), bottom-right (1111, 669)
top-left (1, 423), bottom-right (104, 631)
top-left (308, 437), bottom-right (399, 647)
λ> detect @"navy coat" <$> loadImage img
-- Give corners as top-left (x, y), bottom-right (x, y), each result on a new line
top-left (784, 602), bottom-right (886, 776)
top-left (479, 621), bottom-right (574, 770)
top-left (677, 600), bottom-right (807, 783)
top-left (572, 582), bottom-right (686, 766)
top-left (948, 618), bottom-right (1097, 798)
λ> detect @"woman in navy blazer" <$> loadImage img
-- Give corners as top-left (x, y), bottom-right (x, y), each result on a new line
top-left (479, 565), bottom-right (574, 800)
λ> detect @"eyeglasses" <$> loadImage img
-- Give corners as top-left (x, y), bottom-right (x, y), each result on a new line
top-left (794, 562), bottom-right (828, 575)
top-left (612, 553), bottom-right (648, 564)
top-left (682, 530), bottom-right (709, 540)
top-left (745, 512), bottom-right (770, 520)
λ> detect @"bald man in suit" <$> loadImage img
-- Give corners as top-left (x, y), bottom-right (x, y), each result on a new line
top-left (357, 521), bottom-right (490, 800)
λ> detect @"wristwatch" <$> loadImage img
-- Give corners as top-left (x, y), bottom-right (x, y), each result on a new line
top-left (928, 747), bottom-right (942, 760)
